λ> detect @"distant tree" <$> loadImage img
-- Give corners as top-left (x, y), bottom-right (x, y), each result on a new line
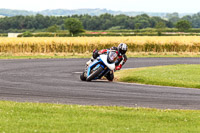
top-left (35, 14), bottom-right (47, 29)
top-left (64, 18), bottom-right (84, 36)
top-left (190, 13), bottom-right (200, 28)
top-left (167, 12), bottom-right (180, 25)
top-left (155, 22), bottom-right (166, 29)
top-left (155, 22), bottom-right (166, 36)
top-left (134, 23), bottom-right (141, 30)
top-left (101, 19), bottom-right (113, 30)
top-left (114, 14), bottom-right (128, 26)
top-left (133, 14), bottom-right (151, 29)
top-left (2, 12), bottom-right (200, 33)
top-left (47, 24), bottom-right (59, 32)
top-left (166, 12), bottom-right (179, 19)
top-left (124, 18), bottom-right (135, 29)
top-left (100, 13), bottom-right (113, 20)
top-left (169, 17), bottom-right (180, 24)
top-left (176, 20), bottom-right (191, 31)
top-left (150, 16), bottom-right (169, 28)
top-left (182, 15), bottom-right (192, 22)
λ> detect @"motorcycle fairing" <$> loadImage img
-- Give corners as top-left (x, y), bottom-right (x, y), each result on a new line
top-left (87, 59), bottom-right (105, 77)
top-left (86, 53), bottom-right (116, 80)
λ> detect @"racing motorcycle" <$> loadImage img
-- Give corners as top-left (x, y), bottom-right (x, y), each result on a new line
top-left (80, 50), bottom-right (118, 81)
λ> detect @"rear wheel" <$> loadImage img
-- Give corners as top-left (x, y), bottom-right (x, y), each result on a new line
top-left (105, 71), bottom-right (114, 81)
top-left (86, 66), bottom-right (103, 81)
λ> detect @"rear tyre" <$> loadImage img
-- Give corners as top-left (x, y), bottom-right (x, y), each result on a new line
top-left (105, 71), bottom-right (114, 81)
top-left (80, 72), bottom-right (86, 81)
top-left (86, 66), bottom-right (103, 81)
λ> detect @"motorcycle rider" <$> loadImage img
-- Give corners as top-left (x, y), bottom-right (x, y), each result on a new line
top-left (86, 43), bottom-right (128, 81)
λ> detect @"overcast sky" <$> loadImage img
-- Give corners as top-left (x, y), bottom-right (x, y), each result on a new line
top-left (1, 0), bottom-right (200, 13)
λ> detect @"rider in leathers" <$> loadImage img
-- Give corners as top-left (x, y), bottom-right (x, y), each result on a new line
top-left (87, 43), bottom-right (128, 81)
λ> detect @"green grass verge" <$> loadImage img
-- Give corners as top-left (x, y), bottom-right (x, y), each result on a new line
top-left (115, 64), bottom-right (200, 89)
top-left (128, 54), bottom-right (200, 58)
top-left (0, 52), bottom-right (200, 59)
top-left (0, 101), bottom-right (200, 133)
top-left (0, 55), bottom-right (91, 59)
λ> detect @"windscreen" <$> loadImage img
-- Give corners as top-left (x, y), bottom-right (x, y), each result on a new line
top-left (107, 51), bottom-right (118, 63)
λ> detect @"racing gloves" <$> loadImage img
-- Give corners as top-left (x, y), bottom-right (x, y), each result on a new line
top-left (115, 64), bottom-right (122, 71)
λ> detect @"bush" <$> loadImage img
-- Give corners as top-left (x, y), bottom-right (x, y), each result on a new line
top-left (21, 31), bottom-right (33, 37)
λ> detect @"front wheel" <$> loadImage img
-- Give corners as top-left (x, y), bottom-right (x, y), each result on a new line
top-left (86, 66), bottom-right (103, 81)
top-left (80, 72), bottom-right (86, 81)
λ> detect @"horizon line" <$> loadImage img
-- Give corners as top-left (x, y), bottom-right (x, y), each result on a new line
top-left (0, 8), bottom-right (197, 14)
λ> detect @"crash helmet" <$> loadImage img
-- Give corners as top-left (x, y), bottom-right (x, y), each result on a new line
top-left (118, 43), bottom-right (127, 55)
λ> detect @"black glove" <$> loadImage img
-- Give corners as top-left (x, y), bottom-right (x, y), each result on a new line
top-left (93, 50), bottom-right (99, 59)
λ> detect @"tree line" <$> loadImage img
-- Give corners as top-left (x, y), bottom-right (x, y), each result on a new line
top-left (167, 12), bottom-right (200, 28)
top-left (0, 13), bottom-right (199, 33)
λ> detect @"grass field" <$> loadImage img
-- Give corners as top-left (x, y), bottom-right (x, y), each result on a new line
top-left (115, 64), bottom-right (200, 89)
top-left (0, 52), bottom-right (200, 59)
top-left (0, 101), bottom-right (200, 133)
top-left (0, 53), bottom-right (91, 59)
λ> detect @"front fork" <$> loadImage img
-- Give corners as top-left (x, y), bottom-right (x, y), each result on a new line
top-left (84, 65), bottom-right (88, 78)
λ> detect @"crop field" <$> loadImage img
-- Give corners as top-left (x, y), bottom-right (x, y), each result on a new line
top-left (0, 36), bottom-right (200, 54)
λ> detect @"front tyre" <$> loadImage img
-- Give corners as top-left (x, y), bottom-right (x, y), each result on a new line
top-left (86, 66), bottom-right (103, 81)
top-left (80, 72), bottom-right (86, 81)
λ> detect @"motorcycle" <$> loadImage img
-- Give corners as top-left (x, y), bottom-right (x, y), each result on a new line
top-left (80, 50), bottom-right (118, 81)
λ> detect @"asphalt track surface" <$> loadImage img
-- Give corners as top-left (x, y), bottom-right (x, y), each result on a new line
top-left (0, 58), bottom-right (200, 110)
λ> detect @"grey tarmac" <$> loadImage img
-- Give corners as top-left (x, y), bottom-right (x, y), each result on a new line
top-left (0, 57), bottom-right (200, 109)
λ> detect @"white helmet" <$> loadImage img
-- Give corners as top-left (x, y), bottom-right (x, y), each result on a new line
top-left (118, 43), bottom-right (127, 55)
